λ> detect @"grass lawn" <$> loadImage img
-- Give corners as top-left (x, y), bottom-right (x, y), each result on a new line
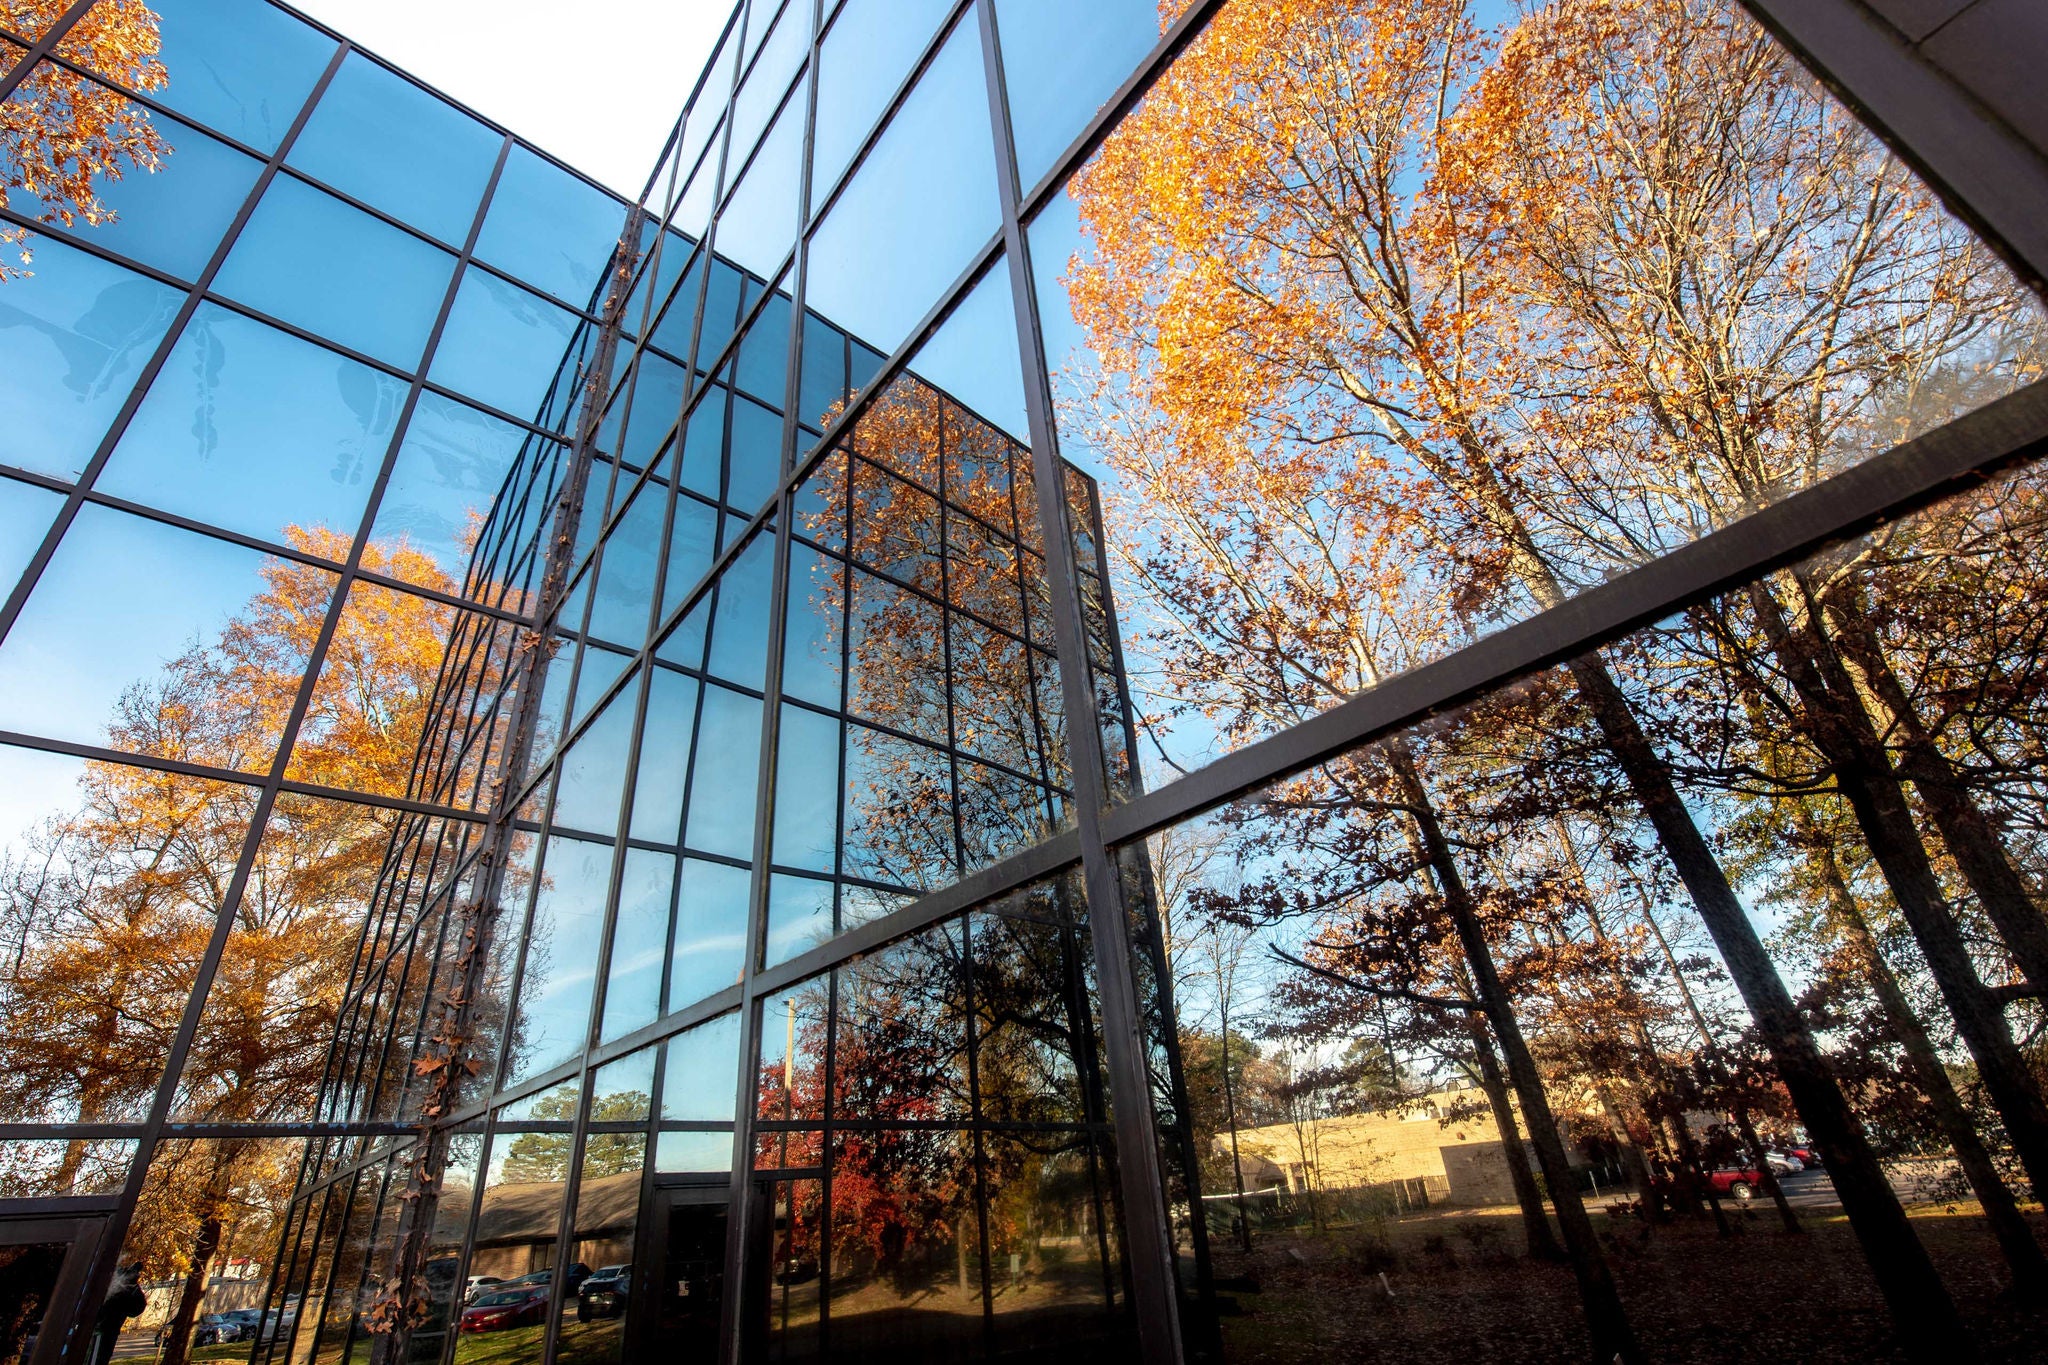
top-left (1211, 1200), bottom-right (2048, 1362)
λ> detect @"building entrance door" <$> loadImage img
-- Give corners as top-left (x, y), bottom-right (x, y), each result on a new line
top-left (625, 1184), bottom-right (727, 1363)
top-left (0, 1213), bottom-right (108, 1365)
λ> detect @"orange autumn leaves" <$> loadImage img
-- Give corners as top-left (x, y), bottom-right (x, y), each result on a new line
top-left (2, 0), bottom-right (168, 278)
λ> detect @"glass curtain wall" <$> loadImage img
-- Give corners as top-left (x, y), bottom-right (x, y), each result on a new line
top-left (11, 0), bottom-right (2048, 1363)
top-left (0, 2), bottom-right (632, 1364)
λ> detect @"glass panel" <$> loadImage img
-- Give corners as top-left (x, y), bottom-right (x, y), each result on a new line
top-left (809, 0), bottom-right (955, 201)
top-left (771, 703), bottom-right (838, 874)
top-left (728, 391), bottom-right (785, 512)
top-left (763, 871), bottom-right (831, 968)
top-left (550, 680), bottom-right (637, 836)
top-left (0, 79), bottom-right (262, 279)
top-left (994, 0), bottom-right (1159, 189)
top-left (820, 1130), bottom-right (979, 1355)
top-left (213, 174), bottom-right (457, 369)
top-left (971, 875), bottom-right (1096, 1125)
top-left (659, 1012), bottom-right (742, 1121)
top-left (981, 1133), bottom-right (1122, 1347)
top-left (1031, 0), bottom-right (2048, 791)
top-left (288, 51), bottom-right (501, 245)
top-left (407, 1130), bottom-right (483, 1365)
top-left (905, 259), bottom-right (1027, 443)
top-left (758, 1175), bottom-right (824, 1358)
top-left (0, 1137), bottom-right (135, 1197)
top-left (780, 540), bottom-right (843, 709)
top-left (0, 231), bottom-right (181, 481)
top-left (473, 145), bottom-right (628, 309)
top-left (755, 978), bottom-right (828, 1125)
top-left (0, 746), bottom-right (256, 1122)
top-left (669, 856), bottom-right (748, 1011)
top-left (804, 13), bottom-right (998, 360)
top-left (728, 0), bottom-right (807, 175)
top-left (98, 303), bottom-right (405, 546)
top-left (169, 792), bottom-right (390, 1121)
top-left (683, 684), bottom-right (761, 860)
top-left (282, 577), bottom-right (457, 796)
top-left (841, 724), bottom-right (955, 891)
top-left (504, 834), bottom-right (612, 1084)
top-left (706, 530), bottom-right (775, 689)
top-left (628, 666), bottom-right (699, 844)
top-left (0, 506), bottom-right (337, 769)
top-left (0, 475), bottom-right (61, 602)
top-left (428, 267), bottom-right (583, 424)
top-left (468, 1123), bottom-right (571, 1344)
top-left (370, 391), bottom-right (542, 590)
top-left (555, 1103), bottom-right (644, 1365)
top-left (586, 481), bottom-right (667, 647)
top-left (831, 920), bottom-right (970, 1121)
top-left (721, 103), bottom-right (804, 287)
top-left (736, 285), bottom-right (791, 413)
top-left (598, 847), bottom-right (673, 1042)
top-left (150, 0), bottom-right (336, 152)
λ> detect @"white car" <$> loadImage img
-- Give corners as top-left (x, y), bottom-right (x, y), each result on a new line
top-left (465, 1275), bottom-right (505, 1303)
top-left (1763, 1151), bottom-right (1804, 1175)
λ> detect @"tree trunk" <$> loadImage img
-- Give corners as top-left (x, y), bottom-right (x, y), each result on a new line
top-left (1748, 580), bottom-right (2048, 1207)
top-left (1389, 743), bottom-right (1641, 1364)
top-left (1562, 648), bottom-right (1967, 1356)
top-left (1459, 1007), bottom-right (1564, 1261)
top-left (1798, 810), bottom-right (2048, 1288)
top-left (1822, 588), bottom-right (2048, 991)
top-left (162, 1210), bottom-right (225, 1365)
top-left (1216, 1001), bottom-right (1254, 1255)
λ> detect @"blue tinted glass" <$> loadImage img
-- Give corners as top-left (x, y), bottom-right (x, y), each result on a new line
top-left (0, 96), bottom-right (261, 279)
top-left (811, 0), bottom-right (954, 199)
top-left (0, 233), bottom-right (180, 480)
top-left (679, 389), bottom-right (726, 500)
top-left (727, 396), bottom-right (783, 512)
top-left (796, 313), bottom-right (848, 431)
top-left (473, 146), bottom-right (627, 309)
top-left (907, 260), bottom-right (1027, 441)
top-left (772, 705), bottom-right (838, 874)
top-left (804, 19), bottom-right (997, 356)
top-left (288, 52), bottom-right (501, 244)
top-left (587, 482), bottom-right (666, 647)
top-left (684, 685), bottom-right (761, 860)
top-left (729, 0), bottom-right (807, 173)
top-left (649, 245), bottom-right (706, 360)
top-left (630, 667), bottom-right (700, 843)
top-left (669, 862), bottom-right (747, 1014)
top-left (150, 0), bottom-right (335, 152)
top-left (996, 0), bottom-right (1158, 189)
top-left (214, 176), bottom-right (456, 369)
top-left (782, 542), bottom-right (842, 708)
top-left (429, 269), bottom-right (581, 422)
top-left (697, 262), bottom-right (745, 371)
top-left (0, 505), bottom-right (332, 767)
top-left (0, 477), bottom-right (63, 604)
top-left (716, 96), bottom-right (801, 279)
top-left (764, 873), bottom-right (832, 967)
top-left (601, 848), bottom-right (675, 1041)
top-left (735, 287), bottom-right (791, 409)
top-left (707, 531), bottom-right (774, 688)
top-left (509, 835), bottom-right (610, 1080)
top-left (605, 351), bottom-right (687, 469)
top-left (370, 392), bottom-right (536, 589)
top-left (98, 303), bottom-right (404, 545)
top-left (664, 495), bottom-right (720, 608)
top-left (551, 681), bottom-right (637, 835)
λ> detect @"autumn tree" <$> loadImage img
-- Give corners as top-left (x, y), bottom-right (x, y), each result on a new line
top-left (1060, 0), bottom-right (2000, 1347)
top-left (0, 530), bottom-right (457, 1365)
top-left (1, 0), bottom-right (168, 279)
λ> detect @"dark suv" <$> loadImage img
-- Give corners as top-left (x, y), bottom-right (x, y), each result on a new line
top-left (576, 1266), bottom-right (630, 1322)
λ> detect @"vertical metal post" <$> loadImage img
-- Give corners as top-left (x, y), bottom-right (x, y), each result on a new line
top-left (973, 6), bottom-right (1186, 1362)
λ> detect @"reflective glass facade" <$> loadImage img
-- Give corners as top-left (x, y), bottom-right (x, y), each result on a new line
top-left (7, 0), bottom-right (2048, 1363)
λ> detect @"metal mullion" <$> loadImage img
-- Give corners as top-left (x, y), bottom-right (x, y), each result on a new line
top-left (801, 0), bottom-right (975, 245)
top-left (718, 0), bottom-right (823, 1351)
top-left (1096, 374), bottom-right (2048, 847)
top-left (0, 0), bottom-right (94, 103)
top-left (976, 5), bottom-right (1184, 1362)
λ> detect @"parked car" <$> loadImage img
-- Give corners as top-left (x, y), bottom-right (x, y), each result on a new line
top-left (575, 1266), bottom-right (630, 1322)
top-left (192, 1313), bottom-right (242, 1346)
top-left (219, 1308), bottom-right (289, 1344)
top-left (1763, 1151), bottom-right (1804, 1175)
top-left (458, 1286), bottom-right (550, 1334)
top-left (463, 1275), bottom-right (504, 1304)
top-left (1784, 1146), bottom-right (1823, 1169)
top-left (1708, 1166), bottom-right (1765, 1201)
